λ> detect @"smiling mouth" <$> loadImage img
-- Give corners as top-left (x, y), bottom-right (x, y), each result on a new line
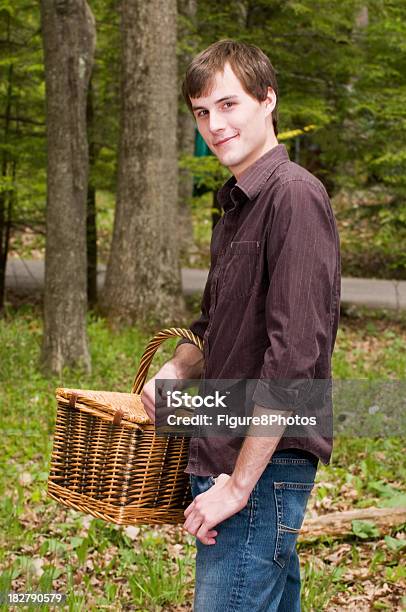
top-left (214, 134), bottom-right (238, 146)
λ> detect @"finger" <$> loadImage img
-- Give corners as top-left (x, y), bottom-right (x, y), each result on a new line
top-left (184, 500), bottom-right (195, 518)
top-left (142, 396), bottom-right (153, 411)
top-left (141, 389), bottom-right (153, 404)
top-left (183, 515), bottom-right (192, 531)
top-left (198, 535), bottom-right (216, 545)
top-left (184, 508), bottom-right (206, 536)
top-left (140, 399), bottom-right (155, 422)
top-left (196, 523), bottom-right (210, 544)
top-left (196, 523), bottom-right (214, 544)
top-left (184, 514), bottom-right (203, 536)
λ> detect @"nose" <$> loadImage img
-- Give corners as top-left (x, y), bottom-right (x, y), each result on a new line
top-left (209, 109), bottom-right (226, 133)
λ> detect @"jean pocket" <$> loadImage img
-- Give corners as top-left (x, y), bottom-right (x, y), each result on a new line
top-left (273, 481), bottom-right (314, 568)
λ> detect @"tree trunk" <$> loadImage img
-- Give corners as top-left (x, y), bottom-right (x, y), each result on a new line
top-left (102, 0), bottom-right (183, 326)
top-left (0, 61), bottom-right (13, 314)
top-left (177, 0), bottom-right (197, 253)
top-left (299, 506), bottom-right (406, 541)
top-left (0, 15), bottom-right (14, 314)
top-left (86, 77), bottom-right (98, 309)
top-left (40, 0), bottom-right (96, 374)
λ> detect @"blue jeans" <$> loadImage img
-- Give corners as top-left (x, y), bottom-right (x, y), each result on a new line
top-left (190, 450), bottom-right (318, 612)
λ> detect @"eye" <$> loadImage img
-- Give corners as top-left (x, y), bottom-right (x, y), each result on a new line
top-left (196, 109), bottom-right (208, 118)
top-left (223, 101), bottom-right (234, 109)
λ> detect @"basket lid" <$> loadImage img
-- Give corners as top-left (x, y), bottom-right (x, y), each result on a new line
top-left (55, 388), bottom-right (152, 427)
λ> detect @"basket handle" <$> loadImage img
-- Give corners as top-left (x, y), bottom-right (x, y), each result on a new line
top-left (131, 327), bottom-right (204, 394)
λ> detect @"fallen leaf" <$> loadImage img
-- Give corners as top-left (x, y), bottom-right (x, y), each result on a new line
top-left (124, 526), bottom-right (140, 540)
top-left (74, 570), bottom-right (83, 585)
top-left (31, 557), bottom-right (44, 578)
top-left (19, 472), bottom-right (33, 486)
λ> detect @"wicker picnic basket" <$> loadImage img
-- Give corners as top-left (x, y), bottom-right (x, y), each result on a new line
top-left (47, 327), bottom-right (203, 525)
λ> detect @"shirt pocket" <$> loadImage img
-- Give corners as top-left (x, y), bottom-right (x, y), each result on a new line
top-left (220, 240), bottom-right (261, 300)
top-left (273, 481), bottom-right (314, 568)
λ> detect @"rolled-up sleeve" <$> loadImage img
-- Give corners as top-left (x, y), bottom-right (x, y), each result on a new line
top-left (252, 179), bottom-right (338, 409)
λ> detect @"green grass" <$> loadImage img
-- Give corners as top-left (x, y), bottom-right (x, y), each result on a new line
top-left (300, 559), bottom-right (346, 611)
top-left (0, 306), bottom-right (405, 610)
top-left (333, 323), bottom-right (406, 379)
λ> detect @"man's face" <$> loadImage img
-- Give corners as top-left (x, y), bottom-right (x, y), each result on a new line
top-left (190, 62), bottom-right (277, 178)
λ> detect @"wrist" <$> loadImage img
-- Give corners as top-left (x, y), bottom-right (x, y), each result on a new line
top-left (228, 476), bottom-right (251, 506)
top-left (172, 346), bottom-right (204, 379)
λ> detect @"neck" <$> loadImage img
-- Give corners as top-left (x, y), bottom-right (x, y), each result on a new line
top-left (231, 134), bottom-right (279, 180)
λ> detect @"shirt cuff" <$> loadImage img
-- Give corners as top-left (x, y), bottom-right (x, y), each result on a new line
top-left (252, 379), bottom-right (312, 411)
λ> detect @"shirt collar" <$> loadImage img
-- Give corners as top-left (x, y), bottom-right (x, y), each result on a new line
top-left (217, 144), bottom-right (290, 210)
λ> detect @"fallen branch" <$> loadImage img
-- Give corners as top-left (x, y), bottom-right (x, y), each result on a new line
top-left (299, 506), bottom-right (406, 540)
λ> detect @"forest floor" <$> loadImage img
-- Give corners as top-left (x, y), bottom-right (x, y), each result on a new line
top-left (0, 304), bottom-right (405, 611)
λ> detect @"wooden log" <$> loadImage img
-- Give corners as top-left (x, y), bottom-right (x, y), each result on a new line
top-left (299, 506), bottom-right (406, 540)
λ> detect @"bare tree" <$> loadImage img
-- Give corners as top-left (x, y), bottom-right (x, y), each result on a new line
top-left (102, 0), bottom-right (183, 325)
top-left (40, 0), bottom-right (96, 373)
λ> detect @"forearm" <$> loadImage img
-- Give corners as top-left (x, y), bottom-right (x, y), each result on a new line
top-left (229, 405), bottom-right (292, 502)
top-left (172, 342), bottom-right (204, 379)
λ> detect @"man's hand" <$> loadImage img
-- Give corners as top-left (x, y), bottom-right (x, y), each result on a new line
top-left (183, 474), bottom-right (249, 545)
top-left (141, 361), bottom-right (180, 422)
top-left (183, 406), bottom-right (292, 545)
top-left (141, 343), bottom-right (204, 422)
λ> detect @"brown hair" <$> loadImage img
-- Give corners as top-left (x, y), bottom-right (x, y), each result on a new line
top-left (182, 39), bottom-right (279, 136)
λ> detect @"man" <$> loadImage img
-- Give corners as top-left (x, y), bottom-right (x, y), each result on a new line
top-left (142, 39), bottom-right (340, 611)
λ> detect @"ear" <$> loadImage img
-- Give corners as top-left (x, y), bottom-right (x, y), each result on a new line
top-left (264, 86), bottom-right (277, 117)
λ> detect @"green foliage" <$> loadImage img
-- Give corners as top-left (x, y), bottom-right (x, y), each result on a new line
top-left (184, 0), bottom-right (406, 277)
top-left (367, 481), bottom-right (406, 509)
top-left (179, 154), bottom-right (231, 192)
top-left (0, 1), bottom-right (46, 240)
top-left (332, 323), bottom-right (406, 378)
top-left (2, 0), bottom-right (405, 279)
top-left (0, 0), bottom-right (120, 261)
top-left (301, 560), bottom-right (345, 611)
top-left (384, 535), bottom-right (406, 553)
top-left (88, 0), bottom-right (120, 194)
top-left (352, 520), bottom-right (380, 539)
top-left (128, 552), bottom-right (189, 607)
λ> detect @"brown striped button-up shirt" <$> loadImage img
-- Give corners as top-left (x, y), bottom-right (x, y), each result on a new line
top-left (182, 144), bottom-right (341, 476)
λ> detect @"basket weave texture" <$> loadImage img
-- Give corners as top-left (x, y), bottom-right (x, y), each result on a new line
top-left (47, 328), bottom-right (203, 525)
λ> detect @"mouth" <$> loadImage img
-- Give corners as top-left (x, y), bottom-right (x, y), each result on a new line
top-left (214, 134), bottom-right (239, 147)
